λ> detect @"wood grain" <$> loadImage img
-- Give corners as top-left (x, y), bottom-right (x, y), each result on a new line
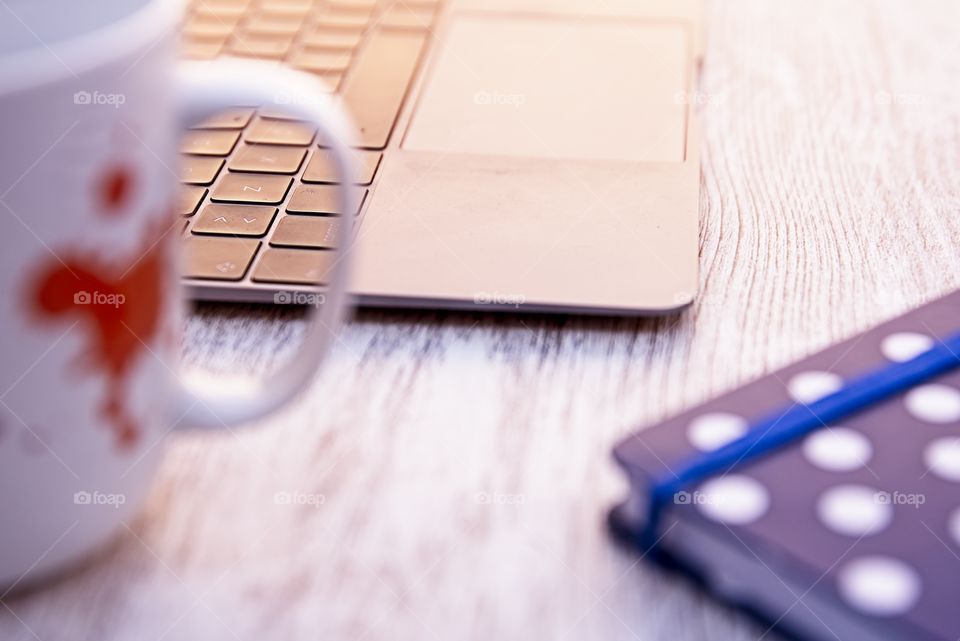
top-left (3, 1), bottom-right (960, 639)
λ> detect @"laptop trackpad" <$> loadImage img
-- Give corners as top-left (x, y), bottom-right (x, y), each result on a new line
top-left (403, 15), bottom-right (690, 162)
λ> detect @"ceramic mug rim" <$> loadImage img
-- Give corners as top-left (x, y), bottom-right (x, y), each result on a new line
top-left (0, 0), bottom-right (181, 95)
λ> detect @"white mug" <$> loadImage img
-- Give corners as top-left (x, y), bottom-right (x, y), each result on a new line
top-left (0, 0), bottom-right (358, 589)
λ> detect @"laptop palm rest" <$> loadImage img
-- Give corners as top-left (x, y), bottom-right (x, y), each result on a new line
top-left (351, 6), bottom-right (701, 315)
top-left (403, 14), bottom-right (689, 163)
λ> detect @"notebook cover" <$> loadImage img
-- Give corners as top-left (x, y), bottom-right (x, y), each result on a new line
top-left (612, 291), bottom-right (960, 641)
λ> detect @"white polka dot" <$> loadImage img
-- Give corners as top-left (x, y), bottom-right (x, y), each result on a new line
top-left (924, 437), bottom-right (960, 482)
top-left (788, 371), bottom-right (843, 404)
top-left (904, 384), bottom-right (960, 423)
top-left (838, 556), bottom-right (921, 616)
top-left (817, 485), bottom-right (892, 537)
top-left (949, 508), bottom-right (960, 548)
top-left (688, 413), bottom-right (749, 451)
top-left (881, 332), bottom-right (934, 362)
top-left (802, 428), bottom-right (873, 472)
top-left (695, 475), bottom-right (769, 525)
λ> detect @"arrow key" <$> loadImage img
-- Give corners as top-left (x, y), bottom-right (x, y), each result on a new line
top-left (192, 204), bottom-right (277, 236)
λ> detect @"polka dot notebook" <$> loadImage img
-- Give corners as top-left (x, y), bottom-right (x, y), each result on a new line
top-left (611, 292), bottom-right (960, 641)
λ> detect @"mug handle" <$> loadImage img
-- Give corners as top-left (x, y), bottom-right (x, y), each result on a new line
top-left (171, 60), bottom-right (358, 429)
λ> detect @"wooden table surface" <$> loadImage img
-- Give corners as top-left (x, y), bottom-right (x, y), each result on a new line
top-left (4, 0), bottom-right (960, 639)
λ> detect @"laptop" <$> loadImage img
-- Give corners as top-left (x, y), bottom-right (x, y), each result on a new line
top-left (179, 0), bottom-right (704, 315)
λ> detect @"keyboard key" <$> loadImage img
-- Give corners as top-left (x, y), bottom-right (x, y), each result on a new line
top-left (180, 156), bottom-right (224, 185)
top-left (286, 184), bottom-right (366, 215)
top-left (316, 13), bottom-right (370, 30)
top-left (196, 0), bottom-right (253, 8)
top-left (245, 117), bottom-right (316, 145)
top-left (182, 39), bottom-right (225, 59)
top-left (229, 144), bottom-right (307, 173)
top-left (193, 108), bottom-right (255, 129)
top-left (226, 35), bottom-right (293, 59)
top-left (243, 13), bottom-right (304, 37)
top-left (289, 49), bottom-right (352, 73)
top-left (302, 149), bottom-right (381, 185)
top-left (257, 1), bottom-right (313, 16)
top-left (329, 0), bottom-right (377, 8)
top-left (193, 3), bottom-right (249, 19)
top-left (182, 16), bottom-right (239, 39)
top-left (180, 130), bottom-right (240, 155)
top-left (192, 204), bottom-right (277, 236)
top-left (179, 186), bottom-right (207, 216)
top-left (257, 107), bottom-right (301, 120)
top-left (197, 0), bottom-right (253, 6)
top-left (330, 2), bottom-right (374, 16)
top-left (293, 71), bottom-right (342, 91)
top-left (184, 237), bottom-right (260, 280)
top-left (270, 215), bottom-right (342, 248)
top-left (258, 0), bottom-right (314, 11)
top-left (342, 30), bottom-right (426, 148)
top-left (252, 248), bottom-right (336, 284)
top-left (301, 29), bottom-right (363, 49)
top-left (379, 5), bottom-right (436, 29)
top-left (211, 174), bottom-right (293, 204)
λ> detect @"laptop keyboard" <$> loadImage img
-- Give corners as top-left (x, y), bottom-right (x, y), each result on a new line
top-left (178, 0), bottom-right (436, 293)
